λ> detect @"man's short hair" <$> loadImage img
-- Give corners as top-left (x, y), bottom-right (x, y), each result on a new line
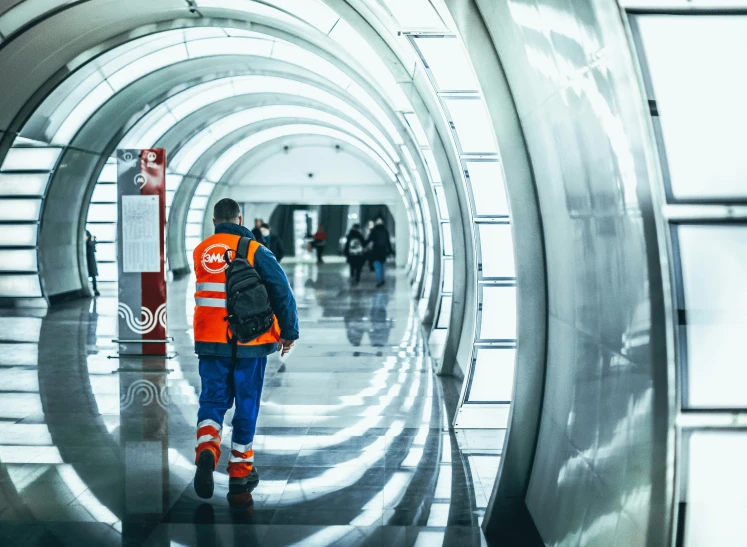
top-left (214, 198), bottom-right (241, 224)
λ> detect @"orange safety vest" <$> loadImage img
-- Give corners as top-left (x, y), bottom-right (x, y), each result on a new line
top-left (193, 233), bottom-right (281, 346)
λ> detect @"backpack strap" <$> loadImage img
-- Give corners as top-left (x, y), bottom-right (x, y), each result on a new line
top-left (246, 239), bottom-right (261, 266)
top-left (236, 237), bottom-right (251, 260)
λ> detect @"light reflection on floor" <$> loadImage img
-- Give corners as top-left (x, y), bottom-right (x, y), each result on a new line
top-left (0, 264), bottom-right (489, 546)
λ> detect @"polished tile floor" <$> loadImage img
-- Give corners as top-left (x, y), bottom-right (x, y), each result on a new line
top-left (0, 264), bottom-right (490, 546)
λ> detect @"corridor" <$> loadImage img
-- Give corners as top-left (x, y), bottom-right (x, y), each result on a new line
top-left (0, 265), bottom-right (492, 546)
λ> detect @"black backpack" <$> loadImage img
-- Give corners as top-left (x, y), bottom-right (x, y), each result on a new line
top-left (223, 237), bottom-right (275, 345)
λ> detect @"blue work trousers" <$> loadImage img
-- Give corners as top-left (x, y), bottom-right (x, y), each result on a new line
top-left (374, 260), bottom-right (386, 284)
top-left (197, 356), bottom-right (266, 445)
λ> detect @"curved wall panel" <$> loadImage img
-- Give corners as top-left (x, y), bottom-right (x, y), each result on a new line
top-left (474, 0), bottom-right (673, 545)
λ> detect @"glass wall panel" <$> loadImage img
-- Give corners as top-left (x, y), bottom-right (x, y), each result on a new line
top-left (478, 224), bottom-right (515, 279)
top-left (403, 113), bottom-right (429, 147)
top-left (685, 431), bottom-right (747, 546)
top-left (465, 161), bottom-right (509, 217)
top-left (433, 186), bottom-right (449, 220)
top-left (0, 199), bottom-right (42, 221)
top-left (467, 348), bottom-right (516, 403)
top-left (382, 0), bottom-right (444, 28)
top-left (441, 223), bottom-right (453, 256)
top-left (0, 174), bottom-right (49, 196)
top-left (97, 262), bottom-right (118, 282)
top-left (413, 37), bottom-right (478, 91)
top-left (187, 210), bottom-right (204, 224)
top-left (99, 162), bottom-right (117, 183)
top-left (676, 224), bottom-right (747, 407)
top-left (53, 82), bottom-right (114, 144)
top-left (1, 148), bottom-right (61, 171)
top-left (442, 257), bottom-right (453, 293)
top-left (90, 183), bottom-right (117, 203)
top-left (422, 149), bottom-right (441, 183)
top-left (437, 295), bottom-right (452, 329)
top-left (0, 225), bottom-right (37, 247)
top-left (186, 224), bottom-right (203, 238)
top-left (86, 223), bottom-right (116, 242)
top-left (87, 203), bottom-right (117, 223)
top-left (635, 15), bottom-right (747, 200)
top-left (95, 243), bottom-right (117, 263)
top-left (0, 275), bottom-right (41, 297)
top-left (0, 250), bottom-right (38, 271)
top-left (479, 286), bottom-right (517, 341)
top-left (442, 98), bottom-right (497, 154)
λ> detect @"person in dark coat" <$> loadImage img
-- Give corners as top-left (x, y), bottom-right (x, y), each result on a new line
top-left (313, 225), bottom-right (327, 264)
top-left (365, 217), bottom-right (393, 288)
top-left (343, 224), bottom-right (366, 285)
top-left (85, 230), bottom-right (100, 296)
top-left (261, 223), bottom-right (285, 263)
top-left (251, 218), bottom-right (266, 244)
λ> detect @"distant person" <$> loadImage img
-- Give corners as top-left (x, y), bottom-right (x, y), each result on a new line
top-left (85, 230), bottom-right (100, 296)
top-left (192, 198), bottom-right (298, 500)
top-left (251, 218), bottom-right (265, 244)
top-left (344, 223), bottom-right (366, 285)
top-left (261, 223), bottom-right (285, 263)
top-left (313, 224), bottom-right (327, 264)
top-left (364, 220), bottom-right (376, 272)
top-left (366, 217), bottom-right (393, 288)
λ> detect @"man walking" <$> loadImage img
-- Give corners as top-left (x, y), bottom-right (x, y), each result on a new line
top-left (366, 216), bottom-right (393, 288)
top-left (192, 198), bottom-right (299, 499)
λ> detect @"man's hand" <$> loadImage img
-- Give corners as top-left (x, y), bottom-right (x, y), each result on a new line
top-left (279, 338), bottom-right (295, 357)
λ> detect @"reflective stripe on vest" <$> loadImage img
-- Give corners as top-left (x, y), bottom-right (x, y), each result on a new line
top-left (193, 233), bottom-right (282, 346)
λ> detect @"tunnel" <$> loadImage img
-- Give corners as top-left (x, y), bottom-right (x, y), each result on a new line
top-left (0, 1), bottom-right (743, 546)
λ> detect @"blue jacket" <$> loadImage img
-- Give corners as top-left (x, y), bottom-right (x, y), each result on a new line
top-left (195, 223), bottom-right (299, 359)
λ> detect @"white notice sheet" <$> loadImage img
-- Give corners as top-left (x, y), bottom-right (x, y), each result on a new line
top-left (122, 195), bottom-right (160, 272)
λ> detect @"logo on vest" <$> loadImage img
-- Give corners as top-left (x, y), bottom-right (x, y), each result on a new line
top-left (201, 243), bottom-right (231, 274)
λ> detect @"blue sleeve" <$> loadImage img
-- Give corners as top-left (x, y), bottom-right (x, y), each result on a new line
top-left (253, 245), bottom-right (300, 340)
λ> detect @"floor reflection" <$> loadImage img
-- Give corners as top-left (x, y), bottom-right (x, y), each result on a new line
top-left (0, 265), bottom-right (487, 546)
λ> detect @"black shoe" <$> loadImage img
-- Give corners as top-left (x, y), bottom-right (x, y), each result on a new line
top-left (229, 468), bottom-right (260, 494)
top-left (194, 450), bottom-right (215, 499)
top-left (94, 290), bottom-right (100, 296)
top-left (376, 282), bottom-right (385, 288)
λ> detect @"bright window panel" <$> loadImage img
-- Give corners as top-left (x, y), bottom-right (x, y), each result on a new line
top-left (480, 286), bottom-right (517, 341)
top-left (478, 224), bottom-right (515, 279)
top-left (434, 186), bottom-right (449, 220)
top-left (413, 37), bottom-right (479, 91)
top-left (108, 44), bottom-right (188, 91)
top-left (400, 145), bottom-right (417, 170)
top-left (0, 224), bottom-right (37, 246)
top-left (99, 162), bottom-right (117, 183)
top-left (0, 250), bottom-right (37, 272)
top-left (466, 161), bottom-right (509, 216)
top-left (0, 274), bottom-right (41, 297)
top-left (442, 98), bottom-right (497, 154)
top-left (166, 174), bottom-right (183, 192)
top-left (686, 431), bottom-right (747, 546)
top-left (87, 203), bottom-right (117, 223)
top-left (677, 224), bottom-right (747, 407)
top-left (403, 113), bottom-right (429, 146)
top-left (187, 211), bottom-right (204, 224)
top-left (90, 183), bottom-right (117, 203)
top-left (97, 262), bottom-right (118, 282)
top-left (186, 37), bottom-right (273, 58)
top-left (0, 199), bottom-right (41, 221)
top-left (468, 348), bottom-right (516, 402)
top-left (191, 196), bottom-right (209, 210)
top-left (186, 224), bottom-right (203, 238)
top-left (95, 243), bottom-right (117, 263)
top-left (382, 0), bottom-right (444, 28)
top-left (422, 149), bottom-right (442, 184)
top-left (329, 20), bottom-right (410, 110)
top-left (437, 295), bottom-right (452, 329)
top-left (441, 223), bottom-right (453, 256)
top-left (442, 257), bottom-right (453, 293)
top-left (53, 82), bottom-right (114, 144)
top-left (2, 148), bottom-right (61, 171)
top-left (271, 42), bottom-right (350, 89)
top-left (86, 223), bottom-right (116, 242)
top-left (166, 190), bottom-right (175, 209)
top-left (194, 181), bottom-right (215, 196)
top-left (0, 173), bottom-right (49, 196)
top-left (135, 110), bottom-right (178, 149)
top-left (266, 0), bottom-right (339, 33)
top-left (636, 15), bottom-right (747, 200)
